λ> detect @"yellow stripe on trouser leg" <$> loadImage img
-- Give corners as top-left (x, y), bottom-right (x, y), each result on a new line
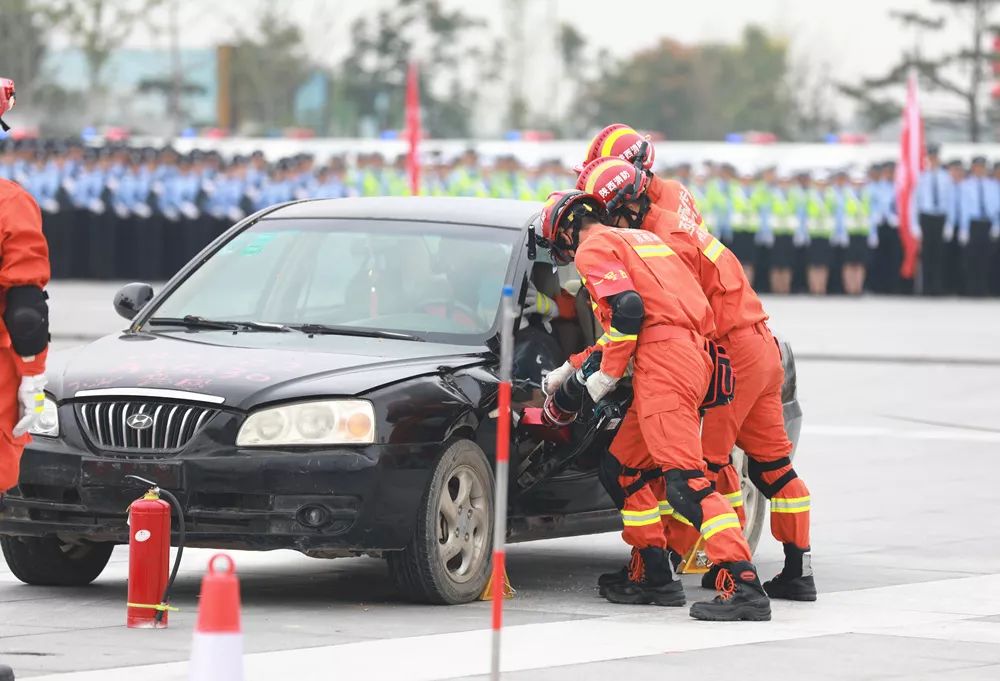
top-left (771, 496), bottom-right (811, 514)
top-left (622, 507), bottom-right (662, 527)
top-left (723, 490), bottom-right (743, 508)
top-left (658, 501), bottom-right (674, 516)
top-left (700, 512), bottom-right (741, 539)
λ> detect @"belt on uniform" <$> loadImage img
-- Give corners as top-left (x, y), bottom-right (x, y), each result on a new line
top-left (638, 325), bottom-right (701, 345)
top-left (719, 320), bottom-right (769, 345)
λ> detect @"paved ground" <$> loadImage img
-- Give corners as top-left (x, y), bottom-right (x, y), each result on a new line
top-left (4, 284), bottom-right (1000, 679)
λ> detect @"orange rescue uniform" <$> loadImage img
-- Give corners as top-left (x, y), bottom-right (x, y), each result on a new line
top-left (569, 225), bottom-right (751, 566)
top-left (641, 204), bottom-right (810, 551)
top-left (0, 179), bottom-right (50, 492)
top-left (646, 175), bottom-right (705, 231)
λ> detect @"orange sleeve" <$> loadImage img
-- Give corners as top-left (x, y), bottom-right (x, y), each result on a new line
top-left (575, 239), bottom-right (636, 379)
top-left (0, 183), bottom-right (51, 376)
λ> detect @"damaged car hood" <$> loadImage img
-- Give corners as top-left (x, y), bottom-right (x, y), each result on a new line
top-left (47, 331), bottom-right (489, 410)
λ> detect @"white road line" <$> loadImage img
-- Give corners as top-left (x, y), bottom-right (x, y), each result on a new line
top-left (803, 425), bottom-right (1000, 443)
top-left (29, 574), bottom-right (1000, 681)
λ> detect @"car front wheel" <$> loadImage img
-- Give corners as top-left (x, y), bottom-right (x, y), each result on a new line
top-left (1, 535), bottom-right (114, 586)
top-left (387, 439), bottom-right (494, 604)
top-left (733, 447), bottom-right (767, 553)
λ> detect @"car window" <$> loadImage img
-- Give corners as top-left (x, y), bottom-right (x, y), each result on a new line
top-left (149, 218), bottom-right (519, 344)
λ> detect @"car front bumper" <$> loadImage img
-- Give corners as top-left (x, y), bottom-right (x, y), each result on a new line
top-left (1, 435), bottom-right (438, 553)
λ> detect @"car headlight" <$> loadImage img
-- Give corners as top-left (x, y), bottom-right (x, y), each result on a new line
top-left (236, 400), bottom-right (375, 447)
top-left (30, 396), bottom-right (59, 437)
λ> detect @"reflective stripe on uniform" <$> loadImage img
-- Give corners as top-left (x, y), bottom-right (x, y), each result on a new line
top-left (703, 237), bottom-right (725, 262)
top-left (771, 496), bottom-right (811, 514)
top-left (724, 490), bottom-right (743, 508)
top-left (701, 512), bottom-right (741, 539)
top-left (596, 334), bottom-right (610, 346)
top-left (673, 513), bottom-right (694, 527)
top-left (605, 327), bottom-right (638, 343)
top-left (621, 507), bottom-right (662, 527)
top-left (632, 243), bottom-right (674, 259)
top-left (658, 500), bottom-right (674, 516)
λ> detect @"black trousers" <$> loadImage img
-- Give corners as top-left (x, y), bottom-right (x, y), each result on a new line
top-left (964, 220), bottom-right (993, 297)
top-left (872, 222), bottom-right (901, 294)
top-left (919, 213), bottom-right (947, 296)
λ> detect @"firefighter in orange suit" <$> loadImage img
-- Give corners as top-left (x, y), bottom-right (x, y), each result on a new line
top-left (0, 78), bottom-right (52, 500)
top-left (538, 189), bottom-right (771, 621)
top-left (577, 154), bottom-right (817, 602)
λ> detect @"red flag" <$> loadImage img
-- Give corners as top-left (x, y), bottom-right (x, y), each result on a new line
top-left (405, 61), bottom-right (421, 196)
top-left (896, 70), bottom-right (925, 279)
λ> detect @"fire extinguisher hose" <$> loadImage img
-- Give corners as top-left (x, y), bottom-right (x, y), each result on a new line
top-left (125, 475), bottom-right (186, 623)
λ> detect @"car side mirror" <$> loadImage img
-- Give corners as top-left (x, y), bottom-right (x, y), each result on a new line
top-left (114, 282), bottom-right (154, 320)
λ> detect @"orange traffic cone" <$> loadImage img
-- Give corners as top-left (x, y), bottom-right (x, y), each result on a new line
top-left (189, 554), bottom-right (243, 681)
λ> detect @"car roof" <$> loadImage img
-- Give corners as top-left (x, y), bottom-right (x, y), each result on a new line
top-left (263, 197), bottom-right (543, 230)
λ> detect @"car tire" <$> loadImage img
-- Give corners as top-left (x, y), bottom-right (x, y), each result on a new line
top-left (1, 535), bottom-right (114, 586)
top-left (387, 439), bottom-right (495, 605)
top-left (733, 447), bottom-right (767, 553)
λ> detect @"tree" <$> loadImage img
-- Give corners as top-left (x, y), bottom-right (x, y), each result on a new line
top-left (335, 0), bottom-right (493, 137)
top-left (840, 0), bottom-right (1000, 141)
top-left (580, 26), bottom-right (796, 140)
top-left (227, 10), bottom-right (313, 131)
top-left (0, 0), bottom-right (50, 103)
top-left (42, 0), bottom-right (165, 91)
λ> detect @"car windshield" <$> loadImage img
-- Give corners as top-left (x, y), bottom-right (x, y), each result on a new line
top-left (147, 218), bottom-right (519, 344)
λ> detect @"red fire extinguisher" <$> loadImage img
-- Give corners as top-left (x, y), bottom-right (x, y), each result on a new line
top-left (126, 476), bottom-right (185, 629)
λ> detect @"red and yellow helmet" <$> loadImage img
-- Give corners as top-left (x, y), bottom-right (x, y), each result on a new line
top-left (575, 157), bottom-right (649, 210)
top-left (0, 78), bottom-right (15, 132)
top-left (537, 190), bottom-right (606, 264)
top-left (575, 123), bottom-right (655, 173)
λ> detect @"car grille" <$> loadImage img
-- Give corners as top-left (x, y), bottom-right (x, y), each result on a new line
top-left (77, 401), bottom-right (219, 453)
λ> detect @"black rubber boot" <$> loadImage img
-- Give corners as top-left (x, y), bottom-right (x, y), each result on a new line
top-left (700, 563), bottom-right (721, 589)
top-left (598, 549), bottom-right (682, 596)
top-left (604, 547), bottom-right (686, 607)
top-left (597, 564), bottom-right (628, 597)
top-left (763, 544), bottom-right (817, 602)
top-left (689, 561), bottom-right (771, 621)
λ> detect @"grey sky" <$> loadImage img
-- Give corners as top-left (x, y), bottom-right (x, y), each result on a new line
top-left (117, 0), bottom-right (986, 128)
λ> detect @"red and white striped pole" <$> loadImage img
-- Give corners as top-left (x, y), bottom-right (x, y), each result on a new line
top-left (490, 285), bottom-right (514, 680)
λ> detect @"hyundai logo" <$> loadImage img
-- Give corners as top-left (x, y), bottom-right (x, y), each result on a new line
top-left (126, 413), bottom-right (154, 431)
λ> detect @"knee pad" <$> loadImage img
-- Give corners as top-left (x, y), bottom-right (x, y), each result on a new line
top-left (664, 469), bottom-right (711, 530)
top-left (747, 456), bottom-right (798, 499)
top-left (4, 286), bottom-right (49, 356)
top-left (597, 450), bottom-right (626, 510)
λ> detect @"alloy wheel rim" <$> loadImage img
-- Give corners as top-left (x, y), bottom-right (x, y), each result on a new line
top-left (437, 464), bottom-right (489, 584)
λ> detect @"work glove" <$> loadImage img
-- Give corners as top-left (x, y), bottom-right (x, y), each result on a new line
top-left (542, 361), bottom-right (574, 396)
top-left (992, 224), bottom-right (1000, 241)
top-left (867, 232), bottom-right (879, 249)
top-left (585, 370), bottom-right (618, 403)
top-left (13, 375), bottom-right (46, 438)
top-left (943, 224), bottom-right (954, 242)
top-left (793, 232), bottom-right (808, 248)
top-left (958, 230), bottom-right (970, 246)
top-left (522, 283), bottom-right (559, 321)
top-left (87, 198), bottom-right (105, 214)
top-left (888, 213), bottom-right (899, 228)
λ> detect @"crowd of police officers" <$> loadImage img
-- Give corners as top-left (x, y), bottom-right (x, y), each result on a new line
top-left (1, 137), bottom-right (997, 296)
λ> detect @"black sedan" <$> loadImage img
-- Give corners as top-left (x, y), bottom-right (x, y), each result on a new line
top-left (0, 197), bottom-right (802, 604)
